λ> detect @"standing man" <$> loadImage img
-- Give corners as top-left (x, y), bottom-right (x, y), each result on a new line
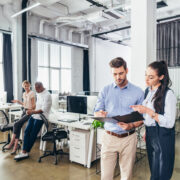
top-left (14, 82), bottom-right (52, 160)
top-left (94, 57), bottom-right (144, 180)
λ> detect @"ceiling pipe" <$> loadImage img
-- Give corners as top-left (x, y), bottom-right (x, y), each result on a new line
top-left (39, 19), bottom-right (52, 34)
top-left (80, 33), bottom-right (85, 44)
top-left (55, 15), bottom-right (85, 22)
top-left (86, 0), bottom-right (108, 9)
top-left (68, 29), bottom-right (75, 42)
top-left (57, 2), bottom-right (70, 15)
top-left (55, 26), bottom-right (59, 40)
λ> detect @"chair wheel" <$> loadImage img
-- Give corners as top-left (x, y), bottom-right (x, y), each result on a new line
top-left (54, 161), bottom-right (57, 165)
top-left (38, 158), bottom-right (41, 163)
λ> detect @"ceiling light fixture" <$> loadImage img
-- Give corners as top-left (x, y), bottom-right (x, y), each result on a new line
top-left (11, 2), bottom-right (41, 18)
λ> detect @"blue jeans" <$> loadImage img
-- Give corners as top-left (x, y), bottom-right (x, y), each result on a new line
top-left (23, 117), bottom-right (44, 152)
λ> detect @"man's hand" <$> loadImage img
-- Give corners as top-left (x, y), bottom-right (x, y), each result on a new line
top-left (94, 110), bottom-right (108, 117)
top-left (143, 132), bottom-right (146, 142)
top-left (26, 110), bottom-right (34, 115)
top-left (117, 122), bottom-right (132, 130)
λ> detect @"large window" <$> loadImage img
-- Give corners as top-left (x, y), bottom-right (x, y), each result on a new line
top-left (37, 40), bottom-right (72, 93)
top-left (0, 33), bottom-right (4, 91)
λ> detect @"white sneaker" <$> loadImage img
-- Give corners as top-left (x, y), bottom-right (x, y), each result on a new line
top-left (14, 152), bottom-right (29, 160)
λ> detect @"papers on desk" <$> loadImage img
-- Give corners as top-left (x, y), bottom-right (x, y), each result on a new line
top-left (91, 111), bottom-right (144, 123)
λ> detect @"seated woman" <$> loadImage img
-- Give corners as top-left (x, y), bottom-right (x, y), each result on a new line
top-left (5, 80), bottom-right (36, 154)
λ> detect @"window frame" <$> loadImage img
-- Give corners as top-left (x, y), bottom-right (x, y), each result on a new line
top-left (37, 40), bottom-right (72, 93)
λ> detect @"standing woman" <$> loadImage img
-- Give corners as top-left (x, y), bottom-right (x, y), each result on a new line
top-left (131, 61), bottom-right (176, 180)
top-left (5, 80), bottom-right (36, 154)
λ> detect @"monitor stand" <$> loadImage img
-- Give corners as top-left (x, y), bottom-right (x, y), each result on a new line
top-left (78, 113), bottom-right (81, 121)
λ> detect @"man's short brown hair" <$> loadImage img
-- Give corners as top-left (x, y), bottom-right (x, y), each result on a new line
top-left (109, 57), bottom-right (127, 69)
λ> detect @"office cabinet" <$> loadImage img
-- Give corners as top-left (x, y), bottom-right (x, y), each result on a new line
top-left (70, 129), bottom-right (90, 166)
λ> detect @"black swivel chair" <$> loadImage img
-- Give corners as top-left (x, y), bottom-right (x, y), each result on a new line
top-left (38, 114), bottom-right (69, 165)
top-left (0, 110), bottom-right (21, 152)
top-left (0, 110), bottom-right (14, 151)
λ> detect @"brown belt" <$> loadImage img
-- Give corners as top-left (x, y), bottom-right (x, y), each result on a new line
top-left (106, 130), bottom-right (135, 138)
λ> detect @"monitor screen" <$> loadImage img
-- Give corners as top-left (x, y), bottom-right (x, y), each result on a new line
top-left (67, 96), bottom-right (87, 114)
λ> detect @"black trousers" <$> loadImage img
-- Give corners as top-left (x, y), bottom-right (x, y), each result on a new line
top-left (146, 126), bottom-right (175, 180)
top-left (13, 110), bottom-right (30, 139)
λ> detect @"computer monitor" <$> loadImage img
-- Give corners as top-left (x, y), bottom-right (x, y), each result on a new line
top-left (67, 95), bottom-right (97, 115)
top-left (67, 96), bottom-right (87, 114)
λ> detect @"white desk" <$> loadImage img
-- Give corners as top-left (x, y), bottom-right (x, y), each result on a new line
top-left (0, 103), bottom-right (22, 111)
top-left (0, 104), bottom-right (22, 122)
top-left (40, 111), bottom-right (95, 168)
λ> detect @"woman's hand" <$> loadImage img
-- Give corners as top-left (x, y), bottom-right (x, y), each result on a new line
top-left (130, 105), bottom-right (147, 114)
top-left (11, 100), bottom-right (19, 103)
top-left (117, 122), bottom-right (132, 130)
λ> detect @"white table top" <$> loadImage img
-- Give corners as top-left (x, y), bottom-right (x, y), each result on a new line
top-left (0, 103), bottom-right (22, 110)
top-left (49, 111), bottom-right (93, 130)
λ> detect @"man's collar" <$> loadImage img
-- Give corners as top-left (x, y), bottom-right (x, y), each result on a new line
top-left (113, 82), bottom-right (130, 89)
top-left (37, 89), bottom-right (46, 95)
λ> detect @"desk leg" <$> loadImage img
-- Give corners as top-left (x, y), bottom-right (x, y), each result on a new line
top-left (87, 128), bottom-right (94, 168)
top-left (39, 125), bottom-right (46, 151)
top-left (9, 109), bottom-right (12, 123)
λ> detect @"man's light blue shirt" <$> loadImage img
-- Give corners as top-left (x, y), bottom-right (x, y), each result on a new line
top-left (94, 82), bottom-right (144, 134)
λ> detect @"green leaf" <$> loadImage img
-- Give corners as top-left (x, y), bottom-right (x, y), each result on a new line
top-left (91, 120), bottom-right (104, 129)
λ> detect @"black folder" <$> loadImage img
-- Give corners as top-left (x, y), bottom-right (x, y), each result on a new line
top-left (92, 111), bottom-right (144, 123)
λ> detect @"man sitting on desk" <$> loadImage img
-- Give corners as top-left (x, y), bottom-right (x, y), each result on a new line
top-left (14, 82), bottom-right (52, 160)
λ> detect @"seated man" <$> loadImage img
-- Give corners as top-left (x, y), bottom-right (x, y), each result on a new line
top-left (14, 82), bottom-right (52, 160)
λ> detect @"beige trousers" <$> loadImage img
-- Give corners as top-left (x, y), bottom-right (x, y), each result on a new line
top-left (101, 132), bottom-right (137, 180)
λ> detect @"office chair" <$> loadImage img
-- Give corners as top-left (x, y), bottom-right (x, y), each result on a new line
top-left (0, 110), bottom-right (15, 151)
top-left (0, 110), bottom-right (22, 152)
top-left (38, 114), bottom-right (69, 165)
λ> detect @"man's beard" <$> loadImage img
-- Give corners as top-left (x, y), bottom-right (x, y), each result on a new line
top-left (116, 78), bottom-right (126, 86)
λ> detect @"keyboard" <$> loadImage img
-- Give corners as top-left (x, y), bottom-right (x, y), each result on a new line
top-left (82, 122), bottom-right (92, 125)
top-left (58, 119), bottom-right (77, 123)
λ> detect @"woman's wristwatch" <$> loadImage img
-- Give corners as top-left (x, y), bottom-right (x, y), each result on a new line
top-left (151, 112), bottom-right (156, 119)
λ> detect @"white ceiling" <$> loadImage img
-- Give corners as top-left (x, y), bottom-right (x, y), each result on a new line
top-left (0, 0), bottom-right (180, 44)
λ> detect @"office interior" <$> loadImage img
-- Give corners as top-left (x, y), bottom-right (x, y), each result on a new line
top-left (0, 0), bottom-right (180, 180)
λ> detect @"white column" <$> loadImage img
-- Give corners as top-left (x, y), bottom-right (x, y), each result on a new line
top-left (12, 17), bottom-right (23, 99)
top-left (131, 0), bottom-right (156, 90)
top-left (12, 3), bottom-right (23, 100)
top-left (3, 1), bottom-right (22, 99)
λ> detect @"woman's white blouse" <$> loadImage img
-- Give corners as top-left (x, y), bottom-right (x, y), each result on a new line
top-left (143, 89), bottom-right (177, 128)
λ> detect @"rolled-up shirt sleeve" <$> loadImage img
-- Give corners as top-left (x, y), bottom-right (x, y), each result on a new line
top-left (94, 88), bottom-right (106, 112)
top-left (41, 94), bottom-right (52, 114)
top-left (158, 90), bottom-right (177, 128)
